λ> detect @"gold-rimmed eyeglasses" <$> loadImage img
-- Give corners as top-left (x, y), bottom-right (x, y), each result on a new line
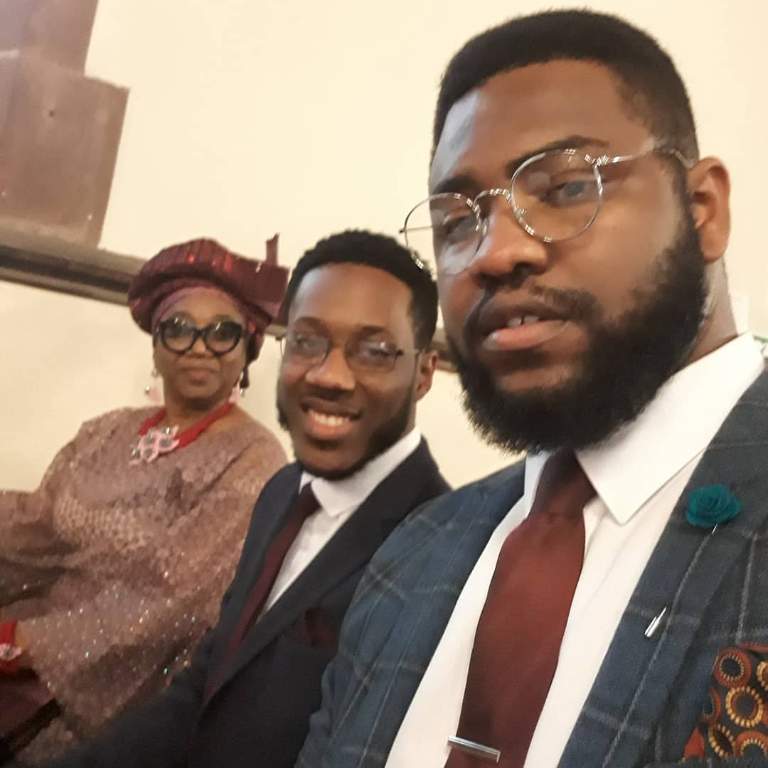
top-left (279, 331), bottom-right (419, 374)
top-left (400, 145), bottom-right (693, 276)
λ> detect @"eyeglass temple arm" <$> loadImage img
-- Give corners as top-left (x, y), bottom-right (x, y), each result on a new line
top-left (594, 146), bottom-right (694, 170)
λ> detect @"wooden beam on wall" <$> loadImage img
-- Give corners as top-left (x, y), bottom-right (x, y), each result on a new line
top-left (0, 224), bottom-right (138, 303)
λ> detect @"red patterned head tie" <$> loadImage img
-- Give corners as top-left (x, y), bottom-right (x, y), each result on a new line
top-left (128, 236), bottom-right (288, 342)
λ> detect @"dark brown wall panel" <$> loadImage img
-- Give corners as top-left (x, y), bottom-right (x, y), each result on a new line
top-left (0, 0), bottom-right (98, 71)
top-left (0, 50), bottom-right (127, 244)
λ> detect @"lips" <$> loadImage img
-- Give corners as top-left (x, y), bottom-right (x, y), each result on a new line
top-left (475, 297), bottom-right (571, 353)
top-left (300, 399), bottom-right (361, 441)
top-left (179, 365), bottom-right (217, 381)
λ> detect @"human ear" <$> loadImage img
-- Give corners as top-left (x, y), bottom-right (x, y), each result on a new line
top-left (686, 157), bottom-right (730, 264)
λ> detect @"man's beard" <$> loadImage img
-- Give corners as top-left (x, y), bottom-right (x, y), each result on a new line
top-left (276, 388), bottom-right (415, 480)
top-left (451, 212), bottom-right (708, 454)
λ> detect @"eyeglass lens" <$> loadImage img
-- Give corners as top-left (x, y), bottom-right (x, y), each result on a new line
top-left (403, 151), bottom-right (602, 274)
top-left (160, 318), bottom-right (243, 354)
top-left (281, 332), bottom-right (402, 372)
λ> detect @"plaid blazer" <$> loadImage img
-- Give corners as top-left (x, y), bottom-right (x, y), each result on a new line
top-left (298, 370), bottom-right (768, 768)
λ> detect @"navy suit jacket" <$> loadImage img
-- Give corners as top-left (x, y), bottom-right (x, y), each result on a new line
top-left (50, 439), bottom-right (448, 768)
top-left (298, 372), bottom-right (768, 768)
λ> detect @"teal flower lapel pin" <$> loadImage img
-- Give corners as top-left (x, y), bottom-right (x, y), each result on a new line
top-left (686, 484), bottom-right (742, 533)
top-left (645, 485), bottom-right (742, 641)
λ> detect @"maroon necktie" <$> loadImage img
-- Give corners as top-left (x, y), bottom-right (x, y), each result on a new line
top-left (227, 483), bottom-right (320, 653)
top-left (446, 451), bottom-right (595, 768)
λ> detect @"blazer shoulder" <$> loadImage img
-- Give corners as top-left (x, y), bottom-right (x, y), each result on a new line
top-left (414, 458), bottom-right (523, 524)
top-left (245, 462), bottom-right (302, 523)
top-left (260, 461), bottom-right (302, 491)
top-left (398, 438), bottom-right (451, 497)
top-left (369, 459), bottom-right (525, 567)
top-left (348, 440), bottom-right (450, 541)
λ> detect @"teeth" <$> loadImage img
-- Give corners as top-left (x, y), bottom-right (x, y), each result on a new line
top-left (309, 410), bottom-right (351, 427)
top-left (507, 315), bottom-right (541, 328)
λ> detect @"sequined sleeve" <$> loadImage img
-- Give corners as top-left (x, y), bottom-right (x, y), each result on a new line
top-left (0, 434), bottom-right (79, 606)
top-left (22, 578), bottom-right (209, 731)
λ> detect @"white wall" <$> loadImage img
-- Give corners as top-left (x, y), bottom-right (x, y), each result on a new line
top-left (2, 0), bottom-right (765, 490)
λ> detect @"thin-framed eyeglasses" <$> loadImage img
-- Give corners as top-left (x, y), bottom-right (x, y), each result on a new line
top-left (401, 144), bottom-right (693, 276)
top-left (279, 330), bottom-right (419, 374)
top-left (156, 317), bottom-right (245, 355)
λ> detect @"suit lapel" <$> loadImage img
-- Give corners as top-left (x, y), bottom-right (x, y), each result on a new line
top-left (226, 464), bottom-right (302, 617)
top-left (560, 371), bottom-right (768, 768)
top-left (210, 441), bottom-right (445, 701)
top-left (205, 465), bottom-right (302, 681)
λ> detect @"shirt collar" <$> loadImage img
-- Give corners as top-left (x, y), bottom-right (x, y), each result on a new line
top-left (524, 334), bottom-right (764, 524)
top-left (300, 428), bottom-right (422, 518)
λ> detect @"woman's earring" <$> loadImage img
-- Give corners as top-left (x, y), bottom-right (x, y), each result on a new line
top-left (239, 368), bottom-right (249, 397)
top-left (229, 369), bottom-right (249, 403)
top-left (144, 367), bottom-right (162, 404)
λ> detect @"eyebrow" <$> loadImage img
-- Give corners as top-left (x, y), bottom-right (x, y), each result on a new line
top-left (431, 134), bottom-right (610, 196)
top-left (291, 320), bottom-right (392, 337)
top-left (355, 325), bottom-right (394, 338)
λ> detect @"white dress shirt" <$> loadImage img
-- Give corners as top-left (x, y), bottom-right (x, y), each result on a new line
top-left (263, 428), bottom-right (422, 612)
top-left (387, 334), bottom-right (763, 768)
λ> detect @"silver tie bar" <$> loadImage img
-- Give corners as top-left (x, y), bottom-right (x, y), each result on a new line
top-left (447, 736), bottom-right (502, 763)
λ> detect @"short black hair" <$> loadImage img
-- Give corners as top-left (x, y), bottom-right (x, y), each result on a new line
top-left (434, 9), bottom-right (698, 162)
top-left (281, 230), bottom-right (439, 349)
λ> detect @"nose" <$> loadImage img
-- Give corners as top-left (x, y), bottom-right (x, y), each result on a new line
top-left (466, 197), bottom-right (550, 283)
top-left (189, 334), bottom-right (211, 355)
top-left (304, 347), bottom-right (356, 391)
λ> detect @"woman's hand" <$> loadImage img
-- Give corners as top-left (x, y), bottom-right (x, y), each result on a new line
top-left (0, 620), bottom-right (33, 672)
top-left (14, 622), bottom-right (34, 668)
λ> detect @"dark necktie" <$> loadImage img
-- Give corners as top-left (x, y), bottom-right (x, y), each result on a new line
top-left (446, 451), bottom-right (595, 768)
top-left (227, 483), bottom-right (320, 652)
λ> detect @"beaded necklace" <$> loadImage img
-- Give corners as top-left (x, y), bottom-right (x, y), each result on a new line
top-left (130, 401), bottom-right (234, 464)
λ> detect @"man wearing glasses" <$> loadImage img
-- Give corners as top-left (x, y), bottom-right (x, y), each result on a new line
top-left (299, 10), bottom-right (767, 768)
top-left (49, 230), bottom-right (448, 768)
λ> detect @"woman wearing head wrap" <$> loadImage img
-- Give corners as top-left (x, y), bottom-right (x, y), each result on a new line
top-left (0, 238), bottom-right (288, 764)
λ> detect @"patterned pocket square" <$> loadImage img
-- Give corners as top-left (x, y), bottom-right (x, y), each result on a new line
top-left (684, 644), bottom-right (768, 761)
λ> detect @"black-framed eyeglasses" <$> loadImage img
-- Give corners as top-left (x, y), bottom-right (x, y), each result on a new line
top-left (279, 331), bottom-right (418, 373)
top-left (156, 317), bottom-right (244, 355)
top-left (400, 144), bottom-right (693, 276)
